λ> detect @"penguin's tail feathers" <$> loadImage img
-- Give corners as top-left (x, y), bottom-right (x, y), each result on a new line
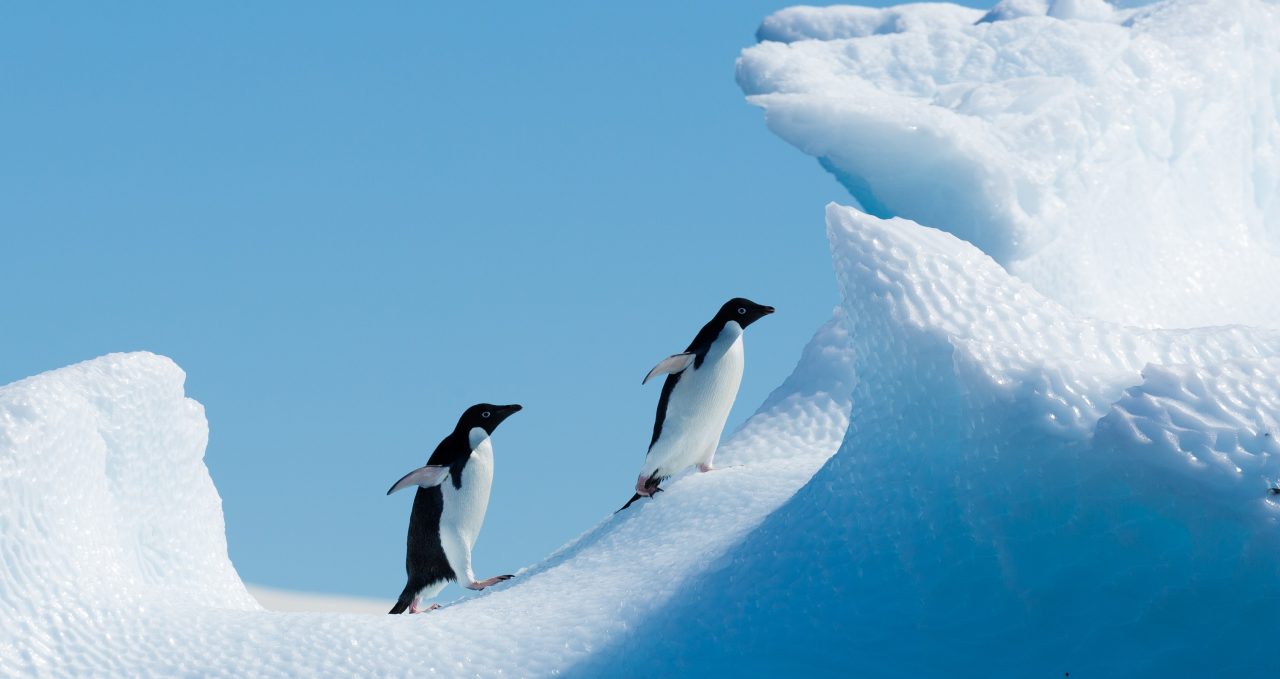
top-left (389, 579), bottom-right (423, 614)
top-left (615, 482), bottom-right (664, 513)
top-left (615, 493), bottom-right (644, 513)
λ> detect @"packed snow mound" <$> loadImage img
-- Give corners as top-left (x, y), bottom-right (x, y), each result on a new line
top-left (0, 355), bottom-right (255, 636)
top-left (740, 0), bottom-right (1280, 328)
top-left (578, 204), bottom-right (1280, 677)
top-left (0, 318), bottom-right (854, 675)
top-left (0, 354), bottom-right (257, 673)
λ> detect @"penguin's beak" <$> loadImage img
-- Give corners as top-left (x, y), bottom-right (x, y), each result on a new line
top-left (503, 404), bottom-right (523, 415)
top-left (761, 306), bottom-right (776, 315)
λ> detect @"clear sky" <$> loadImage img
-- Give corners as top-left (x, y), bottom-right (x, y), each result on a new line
top-left (0, 1), bottom-right (981, 601)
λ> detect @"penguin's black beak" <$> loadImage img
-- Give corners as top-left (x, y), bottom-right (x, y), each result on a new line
top-left (761, 306), bottom-right (776, 315)
top-left (503, 404), bottom-right (523, 415)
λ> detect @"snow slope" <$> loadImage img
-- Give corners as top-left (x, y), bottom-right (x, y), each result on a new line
top-left (577, 204), bottom-right (1280, 677)
top-left (0, 317), bottom-right (854, 676)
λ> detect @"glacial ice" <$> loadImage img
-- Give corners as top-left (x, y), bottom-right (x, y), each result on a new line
top-left (740, 0), bottom-right (1280, 328)
top-left (5, 0), bottom-right (1280, 674)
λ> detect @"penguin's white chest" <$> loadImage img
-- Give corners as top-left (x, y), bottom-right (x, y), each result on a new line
top-left (440, 428), bottom-right (494, 553)
top-left (645, 322), bottom-right (744, 475)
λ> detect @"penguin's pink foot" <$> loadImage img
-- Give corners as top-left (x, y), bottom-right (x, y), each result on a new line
top-left (634, 474), bottom-right (665, 497)
top-left (466, 574), bottom-right (514, 590)
top-left (408, 600), bottom-right (441, 614)
top-left (699, 464), bottom-right (743, 472)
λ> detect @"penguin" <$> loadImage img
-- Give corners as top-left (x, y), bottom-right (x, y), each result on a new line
top-left (619, 298), bottom-right (775, 511)
top-left (386, 403), bottom-right (521, 614)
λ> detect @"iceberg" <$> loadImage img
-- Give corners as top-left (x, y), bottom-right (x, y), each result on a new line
top-left (5, 0), bottom-right (1280, 674)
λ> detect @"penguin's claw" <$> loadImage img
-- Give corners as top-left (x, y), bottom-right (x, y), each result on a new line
top-left (467, 574), bottom-right (515, 590)
top-left (408, 601), bottom-right (441, 614)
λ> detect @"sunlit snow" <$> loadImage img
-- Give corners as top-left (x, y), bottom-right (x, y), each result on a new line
top-left (4, 0), bottom-right (1280, 675)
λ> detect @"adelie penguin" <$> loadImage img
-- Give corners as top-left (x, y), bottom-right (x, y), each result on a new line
top-left (386, 403), bottom-right (521, 614)
top-left (620, 298), bottom-right (775, 511)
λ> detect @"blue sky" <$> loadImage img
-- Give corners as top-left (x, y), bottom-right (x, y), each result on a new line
top-left (1, 2), bottom-right (979, 600)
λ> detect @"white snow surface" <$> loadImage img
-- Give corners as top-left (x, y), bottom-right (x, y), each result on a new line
top-left (8, 0), bottom-right (1280, 674)
top-left (742, 0), bottom-right (1280, 328)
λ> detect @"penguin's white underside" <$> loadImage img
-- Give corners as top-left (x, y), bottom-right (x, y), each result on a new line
top-left (401, 427), bottom-right (494, 602)
top-left (643, 321), bottom-right (744, 479)
top-left (436, 427), bottom-right (494, 587)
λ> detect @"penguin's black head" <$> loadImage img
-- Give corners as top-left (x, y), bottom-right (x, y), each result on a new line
top-left (457, 403), bottom-right (522, 435)
top-left (718, 297), bottom-right (775, 329)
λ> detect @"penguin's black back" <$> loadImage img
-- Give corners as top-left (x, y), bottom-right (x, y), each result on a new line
top-left (389, 485), bottom-right (454, 614)
top-left (406, 485), bottom-right (454, 582)
top-left (390, 430), bottom-right (475, 614)
top-left (405, 429), bottom-right (475, 579)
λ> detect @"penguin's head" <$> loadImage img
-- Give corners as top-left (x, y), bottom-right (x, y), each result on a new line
top-left (458, 403), bottom-right (523, 435)
top-left (719, 297), bottom-right (775, 329)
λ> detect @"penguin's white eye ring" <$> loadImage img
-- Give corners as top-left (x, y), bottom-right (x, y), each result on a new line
top-left (482, 411), bottom-right (491, 418)
top-left (737, 307), bottom-right (746, 314)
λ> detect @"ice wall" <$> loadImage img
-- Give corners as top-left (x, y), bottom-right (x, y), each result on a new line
top-left (739, 0), bottom-right (1280, 328)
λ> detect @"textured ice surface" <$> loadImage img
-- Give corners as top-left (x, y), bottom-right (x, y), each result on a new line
top-left (0, 353), bottom-right (258, 673)
top-left (575, 205), bottom-right (1280, 677)
top-left (0, 319), bottom-right (853, 676)
top-left (741, 0), bottom-right (1280, 327)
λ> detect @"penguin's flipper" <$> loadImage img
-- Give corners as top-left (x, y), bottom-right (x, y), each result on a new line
top-left (642, 352), bottom-right (694, 385)
top-left (386, 465), bottom-right (451, 495)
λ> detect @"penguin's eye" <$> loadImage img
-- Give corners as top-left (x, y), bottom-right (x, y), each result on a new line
top-left (482, 411), bottom-right (491, 418)
top-left (737, 307), bottom-right (746, 314)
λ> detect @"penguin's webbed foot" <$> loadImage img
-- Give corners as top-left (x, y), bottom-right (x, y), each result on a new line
top-left (634, 472), bottom-right (665, 497)
top-left (467, 574), bottom-right (515, 590)
top-left (408, 601), bottom-right (442, 614)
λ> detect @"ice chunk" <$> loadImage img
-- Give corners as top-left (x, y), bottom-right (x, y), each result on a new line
top-left (757, 3), bottom-right (984, 43)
